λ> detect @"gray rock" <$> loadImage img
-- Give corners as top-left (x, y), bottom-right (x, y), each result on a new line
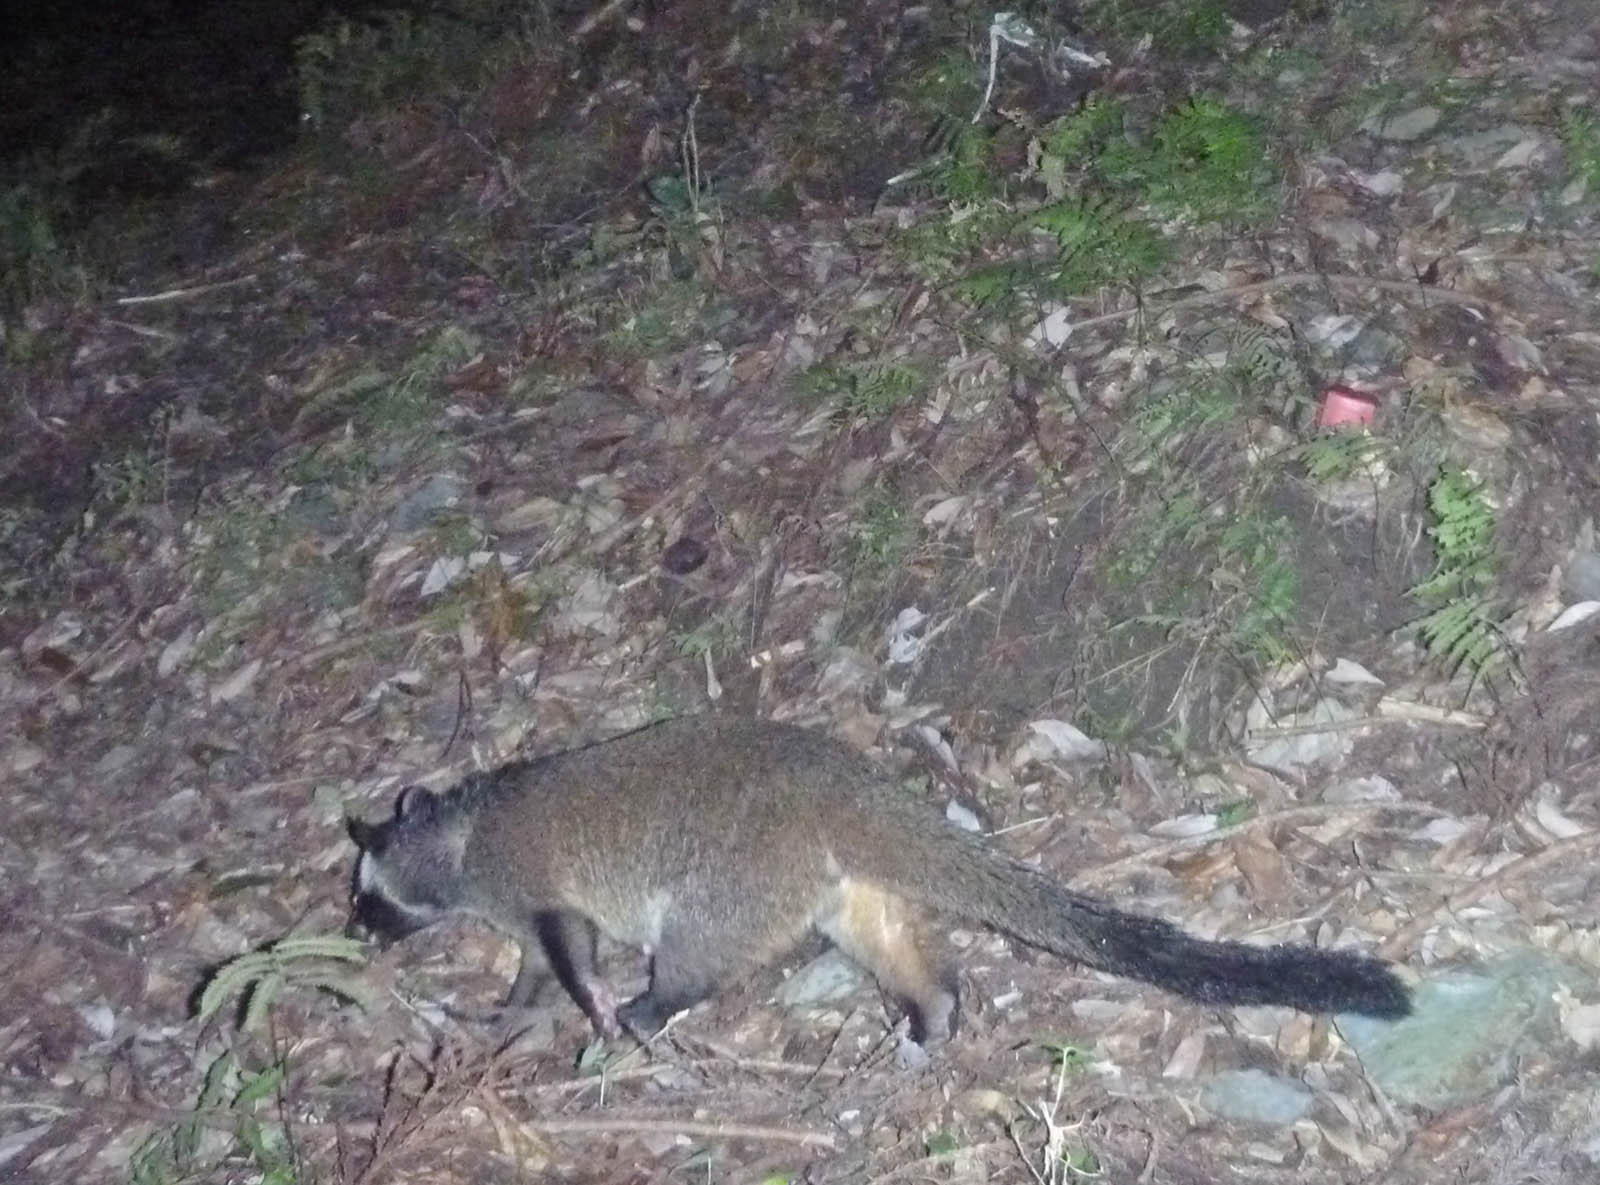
top-left (1339, 952), bottom-right (1570, 1108)
top-left (391, 474), bottom-right (465, 532)
top-left (776, 950), bottom-right (865, 1008)
top-left (1198, 1068), bottom-right (1314, 1125)
top-left (1363, 106), bottom-right (1442, 142)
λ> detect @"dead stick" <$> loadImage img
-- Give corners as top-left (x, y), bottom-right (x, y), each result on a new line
top-left (1067, 270), bottom-right (1508, 334)
top-left (28, 599), bottom-right (150, 710)
top-left (1380, 828), bottom-right (1600, 960)
top-left (571, 0), bottom-right (633, 38)
top-left (529, 1054), bottom-right (843, 1095)
top-left (1069, 802), bottom-right (1443, 891)
top-left (528, 1116), bottom-right (835, 1148)
top-left (113, 275), bottom-right (258, 305)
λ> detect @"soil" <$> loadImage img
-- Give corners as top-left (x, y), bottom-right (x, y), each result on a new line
top-left (4, 0), bottom-right (1600, 1182)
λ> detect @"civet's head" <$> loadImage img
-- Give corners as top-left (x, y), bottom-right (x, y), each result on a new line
top-left (345, 788), bottom-right (468, 946)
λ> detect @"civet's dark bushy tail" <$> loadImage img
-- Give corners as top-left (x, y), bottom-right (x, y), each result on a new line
top-left (874, 828), bottom-right (1411, 1019)
top-left (1044, 889), bottom-right (1412, 1017)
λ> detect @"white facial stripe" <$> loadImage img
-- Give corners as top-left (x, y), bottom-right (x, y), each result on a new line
top-left (355, 849), bottom-right (409, 905)
top-left (355, 845), bottom-right (443, 922)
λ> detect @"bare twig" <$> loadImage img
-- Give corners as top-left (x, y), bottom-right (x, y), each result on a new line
top-left (571, 0), bottom-right (634, 39)
top-left (1069, 802), bottom-right (1444, 891)
top-left (103, 318), bottom-right (183, 341)
top-left (284, 619), bottom-right (430, 674)
top-left (591, 451), bottom-right (721, 553)
top-left (648, 1035), bottom-right (850, 1082)
top-left (526, 1115), bottom-right (835, 1148)
top-left (113, 275), bottom-right (258, 305)
top-left (1242, 698), bottom-right (1489, 742)
top-left (1381, 827), bottom-right (1600, 959)
top-left (1065, 270), bottom-right (1510, 337)
top-left (27, 599), bottom-right (152, 710)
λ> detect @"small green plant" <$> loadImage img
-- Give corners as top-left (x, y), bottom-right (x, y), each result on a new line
top-left (795, 360), bottom-right (925, 419)
top-left (924, 1129), bottom-right (963, 1158)
top-left (1085, 0), bottom-right (1229, 56)
top-left (0, 182), bottom-right (67, 319)
top-left (923, 125), bottom-right (1006, 205)
top-left (428, 510), bottom-right (480, 559)
top-left (897, 50), bottom-right (986, 122)
top-left (917, 93), bottom-right (1275, 318)
top-left (844, 489), bottom-right (913, 582)
top-left (1036, 100), bottom-right (1125, 175)
top-left (1408, 467), bottom-right (1505, 675)
top-left (1108, 489), bottom-right (1203, 586)
top-left (197, 933), bottom-right (373, 1032)
top-left (287, 328), bottom-right (476, 440)
top-left (295, 0), bottom-right (559, 130)
top-left (1215, 515), bottom-right (1299, 662)
top-left (296, 7), bottom-right (467, 129)
top-left (1126, 382), bottom-right (1241, 460)
top-left (641, 91), bottom-right (724, 279)
top-left (133, 935), bottom-right (371, 1184)
top-left (131, 1049), bottom-right (300, 1185)
top-left (1105, 377), bottom-right (1302, 666)
top-left (895, 197), bottom-right (1012, 282)
top-left (1293, 431), bottom-right (1380, 483)
top-left (1137, 98), bottom-right (1279, 224)
top-left (381, 326), bottom-right (481, 428)
top-left (1030, 195), bottom-right (1168, 295)
top-left (1007, 1039), bottom-right (1102, 1181)
top-left (1215, 798), bottom-right (1256, 828)
top-left (89, 445), bottom-right (166, 512)
top-left (1559, 109), bottom-right (1600, 197)
top-left (602, 279), bottom-right (707, 357)
top-left (671, 619), bottom-right (737, 660)
top-left (1038, 1039), bottom-right (1093, 1073)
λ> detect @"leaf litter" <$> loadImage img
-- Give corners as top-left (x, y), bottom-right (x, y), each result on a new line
top-left (3, 0), bottom-right (1600, 1181)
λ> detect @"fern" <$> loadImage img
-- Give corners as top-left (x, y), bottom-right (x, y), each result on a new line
top-left (198, 933), bottom-right (374, 1032)
top-left (1033, 196), bottom-right (1167, 293)
top-left (1293, 432), bottom-right (1375, 482)
top-left (1415, 596), bottom-right (1502, 674)
top-left (794, 359), bottom-right (924, 419)
top-left (1408, 467), bottom-right (1505, 675)
top-left (1146, 98), bottom-right (1279, 223)
top-left (1559, 109), bottom-right (1600, 193)
top-left (132, 1051), bottom-right (299, 1185)
top-left (1230, 325), bottom-right (1300, 391)
top-left (133, 934), bottom-right (372, 1183)
top-left (950, 260), bottom-right (1029, 309)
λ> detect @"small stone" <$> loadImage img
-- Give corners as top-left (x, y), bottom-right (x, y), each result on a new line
top-left (661, 536), bottom-right (708, 575)
top-left (1364, 105), bottom-right (1441, 141)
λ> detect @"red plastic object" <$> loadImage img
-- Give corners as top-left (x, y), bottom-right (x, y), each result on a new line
top-left (1315, 385), bottom-right (1377, 428)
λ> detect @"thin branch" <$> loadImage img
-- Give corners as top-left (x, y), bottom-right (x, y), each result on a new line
top-left (113, 275), bottom-right (258, 305)
top-left (1069, 802), bottom-right (1444, 891)
top-left (1381, 827), bottom-right (1600, 959)
top-left (1065, 270), bottom-right (1508, 336)
top-left (526, 1115), bottom-right (836, 1148)
top-left (571, 0), bottom-right (635, 39)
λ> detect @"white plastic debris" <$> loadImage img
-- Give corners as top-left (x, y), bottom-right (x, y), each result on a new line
top-left (419, 556), bottom-right (466, 596)
top-left (886, 606), bottom-right (928, 665)
top-left (1012, 718), bottom-right (1107, 765)
top-left (1547, 601), bottom-right (1600, 632)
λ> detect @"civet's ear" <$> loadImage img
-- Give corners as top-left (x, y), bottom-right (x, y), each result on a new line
top-left (345, 814), bottom-right (382, 851)
top-left (396, 785), bottom-right (442, 823)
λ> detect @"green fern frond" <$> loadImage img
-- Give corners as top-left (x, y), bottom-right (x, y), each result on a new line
top-left (198, 933), bottom-right (371, 1031)
top-left (1408, 467), bottom-right (1506, 675)
top-left (1293, 432), bottom-right (1373, 482)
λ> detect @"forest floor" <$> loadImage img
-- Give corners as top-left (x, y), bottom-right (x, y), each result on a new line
top-left (4, 0), bottom-right (1600, 1181)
